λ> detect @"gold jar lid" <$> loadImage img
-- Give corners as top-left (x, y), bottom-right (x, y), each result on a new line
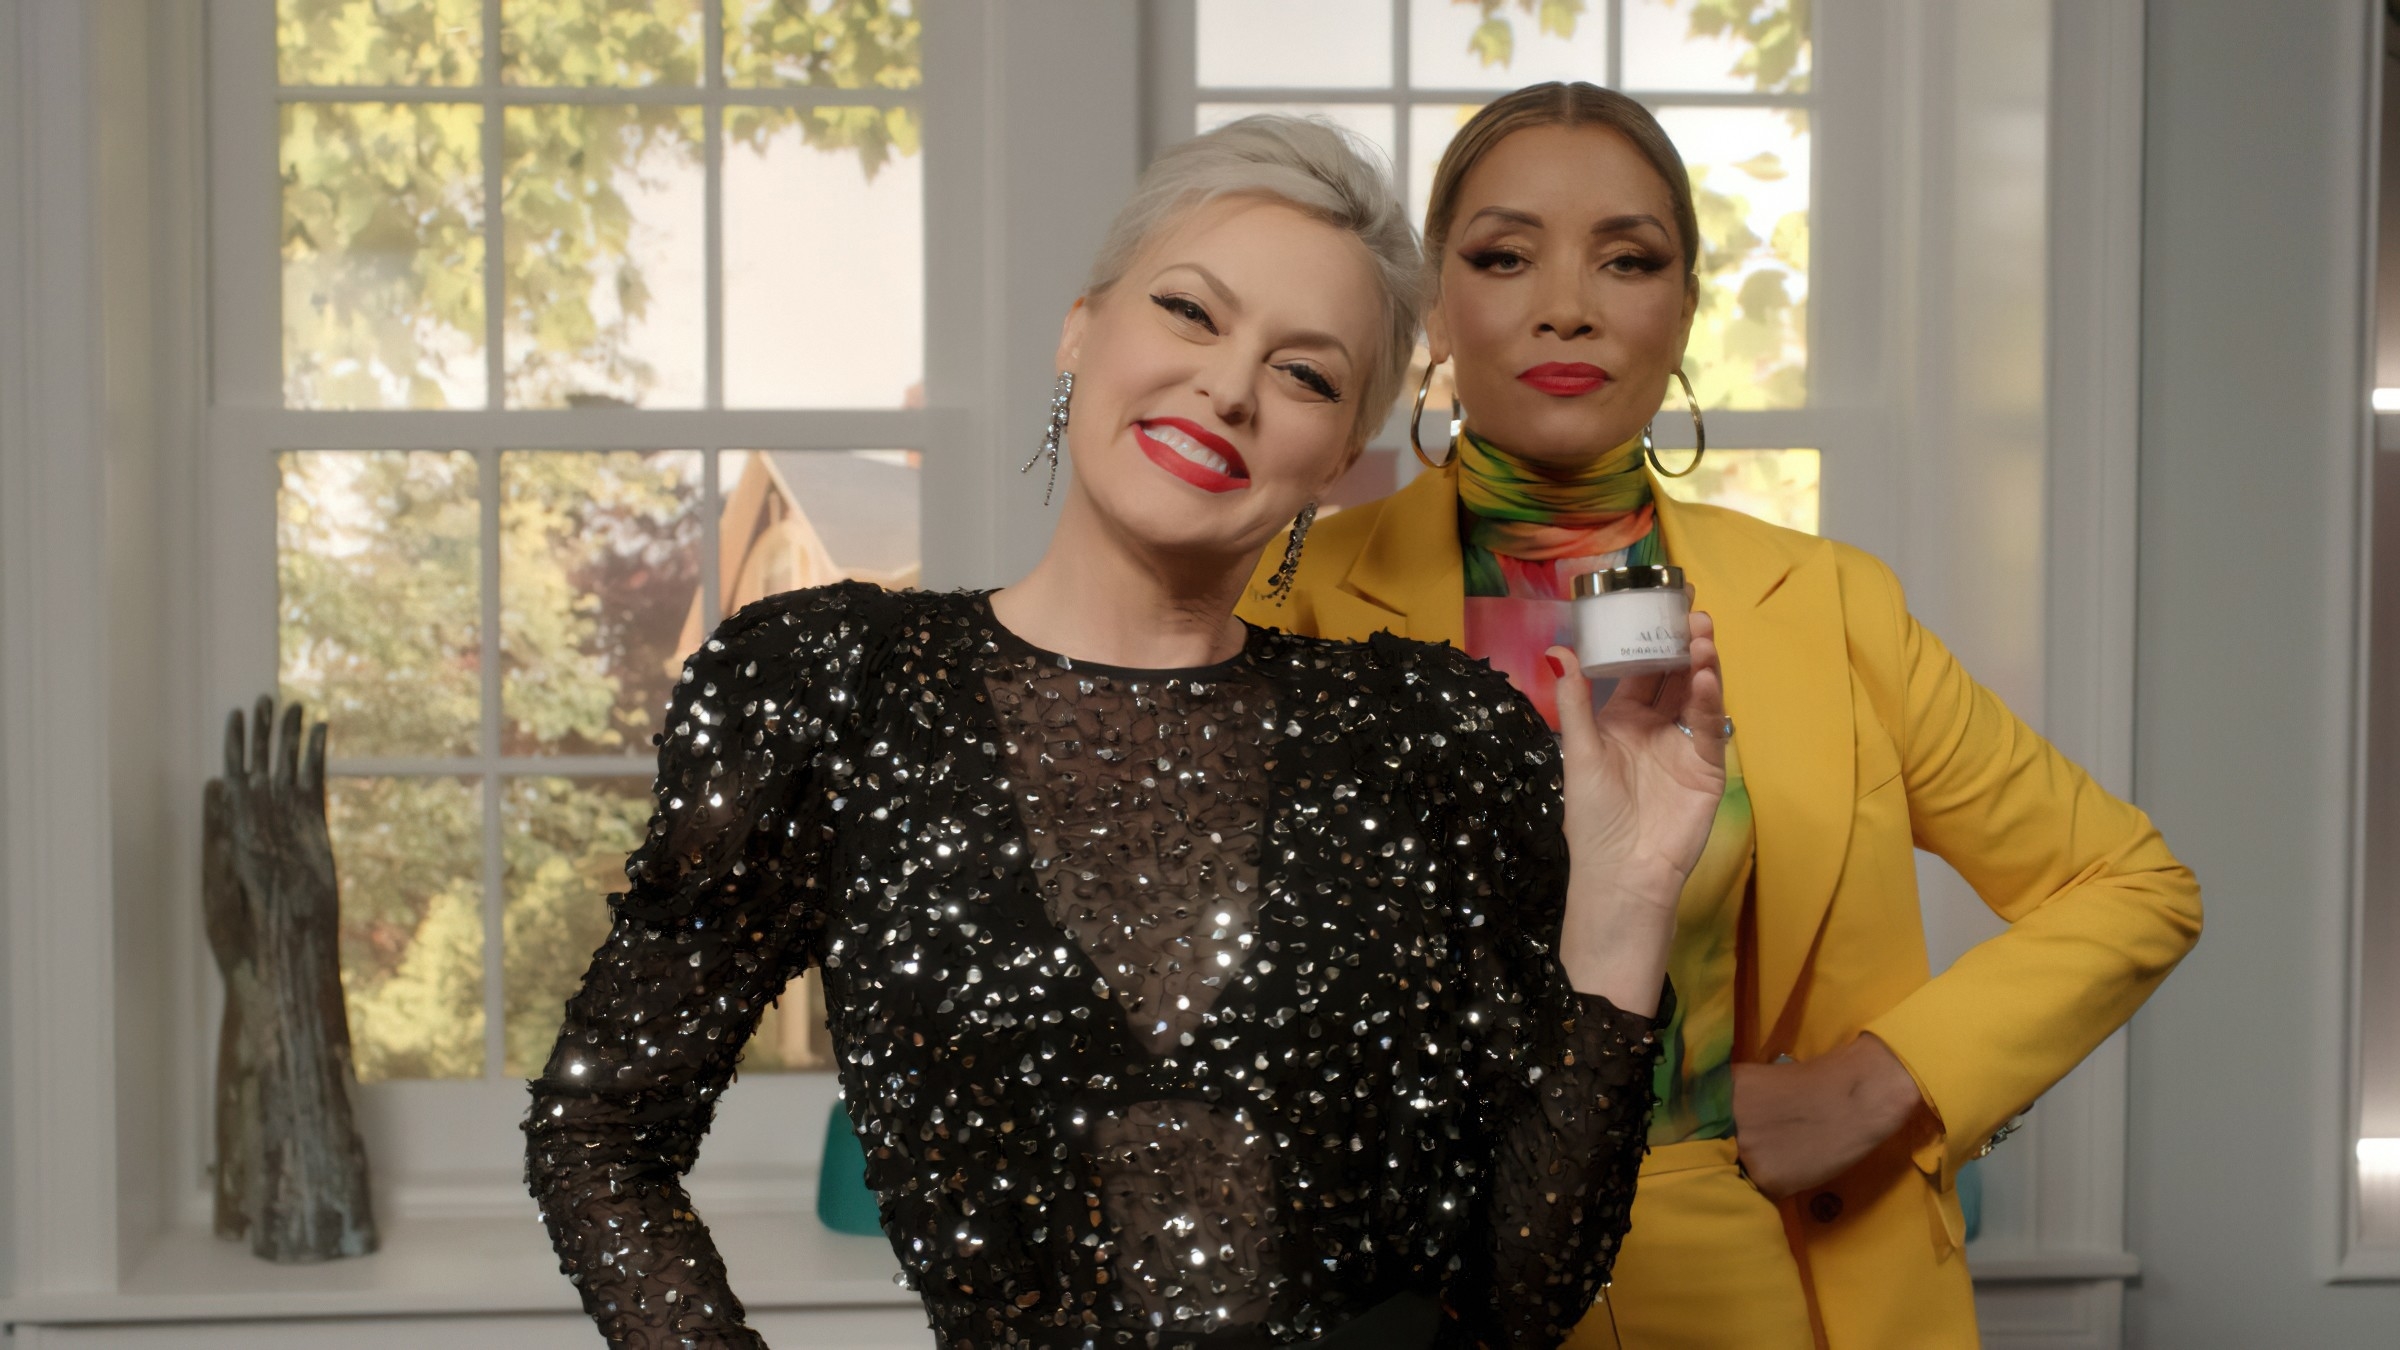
top-left (1571, 564), bottom-right (1687, 599)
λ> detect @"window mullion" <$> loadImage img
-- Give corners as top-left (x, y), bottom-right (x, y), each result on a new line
top-left (481, 3), bottom-right (506, 412)
top-left (476, 0), bottom-right (509, 1084)
top-left (703, 447), bottom-right (723, 631)
top-left (479, 446), bottom-right (508, 1081)
top-left (1391, 0), bottom-right (1410, 219)
top-left (1608, 0), bottom-right (1624, 89)
top-left (274, 84), bottom-right (907, 108)
top-left (705, 0), bottom-right (726, 412)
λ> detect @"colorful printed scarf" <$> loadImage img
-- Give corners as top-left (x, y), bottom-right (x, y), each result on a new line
top-left (1457, 430), bottom-right (1662, 597)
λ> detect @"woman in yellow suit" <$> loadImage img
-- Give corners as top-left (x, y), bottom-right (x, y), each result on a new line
top-left (1240, 85), bottom-right (2201, 1349)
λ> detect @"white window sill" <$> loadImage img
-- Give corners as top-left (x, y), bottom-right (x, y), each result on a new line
top-left (0, 1211), bottom-right (912, 1326)
top-left (0, 1223), bottom-right (2149, 1328)
top-left (1964, 1248), bottom-right (2141, 1283)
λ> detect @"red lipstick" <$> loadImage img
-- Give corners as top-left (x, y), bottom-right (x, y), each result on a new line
top-left (1134, 417), bottom-right (1251, 494)
top-left (1517, 362), bottom-right (1610, 397)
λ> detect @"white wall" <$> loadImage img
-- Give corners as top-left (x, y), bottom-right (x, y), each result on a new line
top-left (2126, 0), bottom-right (2400, 1343)
top-left (0, 0), bottom-right (24, 1294)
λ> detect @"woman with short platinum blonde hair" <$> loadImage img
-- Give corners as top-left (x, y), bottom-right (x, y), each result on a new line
top-left (529, 113), bottom-right (1722, 1349)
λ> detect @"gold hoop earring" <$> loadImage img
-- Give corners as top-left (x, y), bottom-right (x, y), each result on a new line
top-left (1644, 368), bottom-right (1706, 478)
top-left (1410, 362), bottom-right (1461, 470)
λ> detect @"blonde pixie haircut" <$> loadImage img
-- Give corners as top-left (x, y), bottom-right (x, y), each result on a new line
top-left (1084, 115), bottom-right (1424, 447)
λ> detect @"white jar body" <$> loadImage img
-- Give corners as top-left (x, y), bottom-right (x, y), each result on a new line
top-left (1572, 586), bottom-right (1693, 678)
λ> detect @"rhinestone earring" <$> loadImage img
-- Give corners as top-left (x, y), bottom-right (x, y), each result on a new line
top-left (1266, 502), bottom-right (1317, 604)
top-left (1020, 371), bottom-right (1074, 505)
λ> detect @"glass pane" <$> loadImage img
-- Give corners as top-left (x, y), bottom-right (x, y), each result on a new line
top-left (1197, 103), bottom-right (1398, 180)
top-left (1623, 0), bottom-right (1812, 93)
top-left (282, 102), bottom-right (486, 409)
top-left (500, 776), bottom-right (651, 1077)
top-left (501, 0), bottom-right (702, 86)
top-left (1653, 447), bottom-right (1819, 534)
top-left (501, 105), bottom-right (705, 409)
top-left (1408, 102), bottom-right (1484, 232)
top-left (1408, 0), bottom-right (1608, 90)
top-left (279, 451), bottom-right (483, 759)
top-left (2364, 1139), bottom-right (2400, 1247)
top-left (1660, 106), bottom-right (1809, 409)
top-left (725, 0), bottom-right (922, 89)
top-left (331, 775), bottom-right (485, 1082)
top-left (718, 450), bottom-right (922, 609)
top-left (501, 452), bottom-right (704, 757)
top-left (277, 0), bottom-right (482, 86)
top-left (1197, 0), bottom-right (1391, 89)
top-left (723, 108), bottom-right (923, 407)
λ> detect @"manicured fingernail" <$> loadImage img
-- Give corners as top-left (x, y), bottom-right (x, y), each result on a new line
top-left (1544, 654), bottom-right (1566, 678)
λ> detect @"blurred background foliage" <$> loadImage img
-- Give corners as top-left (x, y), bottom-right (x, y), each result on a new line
top-left (279, 446), bottom-right (722, 1080)
top-left (278, 0), bottom-right (920, 410)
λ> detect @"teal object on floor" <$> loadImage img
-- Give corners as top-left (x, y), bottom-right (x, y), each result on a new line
top-left (1957, 1157), bottom-right (1984, 1244)
top-left (816, 1098), bottom-right (883, 1235)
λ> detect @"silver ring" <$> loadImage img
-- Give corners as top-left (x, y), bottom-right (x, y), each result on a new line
top-left (1674, 716), bottom-right (1735, 740)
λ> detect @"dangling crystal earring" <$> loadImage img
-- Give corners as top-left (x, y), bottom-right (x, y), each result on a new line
top-left (1019, 371), bottom-right (1074, 505)
top-left (1266, 502), bottom-right (1317, 604)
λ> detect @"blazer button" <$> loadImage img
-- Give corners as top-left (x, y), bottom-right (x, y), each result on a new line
top-left (1809, 1192), bottom-right (1845, 1224)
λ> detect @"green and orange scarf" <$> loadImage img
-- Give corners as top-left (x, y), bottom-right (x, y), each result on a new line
top-left (1457, 430), bottom-right (1664, 598)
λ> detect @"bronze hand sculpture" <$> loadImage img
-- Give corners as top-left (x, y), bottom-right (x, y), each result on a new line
top-left (204, 696), bottom-right (377, 1262)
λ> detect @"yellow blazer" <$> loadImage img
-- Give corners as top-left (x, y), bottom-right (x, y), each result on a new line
top-left (1239, 464), bottom-right (2201, 1347)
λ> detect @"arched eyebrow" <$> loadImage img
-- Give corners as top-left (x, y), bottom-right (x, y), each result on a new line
top-left (1463, 206), bottom-right (1544, 232)
top-left (1591, 213), bottom-right (1674, 240)
top-left (1150, 261), bottom-right (1352, 363)
top-left (1152, 261), bottom-right (1241, 315)
top-left (1460, 206), bottom-right (1674, 241)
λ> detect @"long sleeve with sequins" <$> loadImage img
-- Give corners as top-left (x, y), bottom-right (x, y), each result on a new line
top-left (1408, 644), bottom-right (1669, 1349)
top-left (524, 594), bottom-right (853, 1350)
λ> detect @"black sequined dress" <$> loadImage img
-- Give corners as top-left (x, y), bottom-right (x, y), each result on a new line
top-left (525, 584), bottom-right (1666, 1350)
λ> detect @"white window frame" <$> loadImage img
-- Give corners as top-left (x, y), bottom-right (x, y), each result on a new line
top-left (199, 0), bottom-right (967, 1221)
top-left (2347, 0), bottom-right (2400, 1285)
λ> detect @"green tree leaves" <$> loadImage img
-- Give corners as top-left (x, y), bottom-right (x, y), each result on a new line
top-left (278, 0), bottom-right (923, 410)
top-left (278, 0), bottom-right (483, 86)
top-left (281, 103), bottom-right (487, 408)
top-left (281, 449), bottom-right (712, 1079)
top-left (1682, 144), bottom-right (1807, 409)
top-left (725, 0), bottom-right (922, 90)
top-left (1684, 0), bottom-right (1811, 94)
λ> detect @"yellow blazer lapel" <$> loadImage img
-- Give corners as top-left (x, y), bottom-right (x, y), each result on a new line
top-left (1654, 487), bottom-right (1854, 1042)
top-left (1331, 463), bottom-right (1466, 648)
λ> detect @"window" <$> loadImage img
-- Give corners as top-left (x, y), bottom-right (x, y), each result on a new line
top-left (254, 0), bottom-right (929, 1087)
top-left (2356, 3), bottom-right (2400, 1265)
top-left (1170, 0), bottom-right (1819, 533)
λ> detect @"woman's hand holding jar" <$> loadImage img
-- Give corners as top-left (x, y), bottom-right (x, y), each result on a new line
top-left (1545, 611), bottom-right (1726, 1018)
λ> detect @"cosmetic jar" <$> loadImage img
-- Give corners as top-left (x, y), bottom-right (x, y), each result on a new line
top-left (1571, 565), bottom-right (1694, 679)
